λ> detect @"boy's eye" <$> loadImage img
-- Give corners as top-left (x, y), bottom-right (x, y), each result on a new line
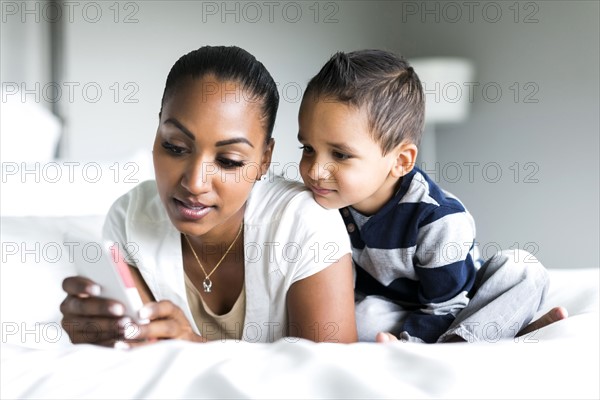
top-left (299, 145), bottom-right (314, 154)
top-left (332, 151), bottom-right (351, 160)
top-left (217, 157), bottom-right (245, 169)
top-left (162, 141), bottom-right (186, 155)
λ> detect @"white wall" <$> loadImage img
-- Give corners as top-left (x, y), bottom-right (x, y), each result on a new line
top-left (1, 3), bottom-right (52, 107)
top-left (2, 1), bottom-right (598, 269)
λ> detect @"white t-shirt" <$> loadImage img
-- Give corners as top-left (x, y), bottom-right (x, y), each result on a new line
top-left (102, 176), bottom-right (352, 342)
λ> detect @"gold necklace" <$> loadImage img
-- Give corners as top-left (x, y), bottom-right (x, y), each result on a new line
top-left (184, 223), bottom-right (243, 293)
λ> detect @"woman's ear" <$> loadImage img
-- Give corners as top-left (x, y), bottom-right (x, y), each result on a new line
top-left (390, 141), bottom-right (418, 178)
top-left (258, 138), bottom-right (275, 179)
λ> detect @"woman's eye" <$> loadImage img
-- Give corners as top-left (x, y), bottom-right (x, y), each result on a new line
top-left (299, 145), bottom-right (314, 154)
top-left (162, 141), bottom-right (186, 155)
top-left (217, 158), bottom-right (245, 169)
top-left (333, 151), bottom-right (351, 160)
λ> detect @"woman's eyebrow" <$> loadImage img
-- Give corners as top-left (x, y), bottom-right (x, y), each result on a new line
top-left (164, 118), bottom-right (195, 140)
top-left (215, 138), bottom-right (254, 148)
top-left (164, 118), bottom-right (254, 148)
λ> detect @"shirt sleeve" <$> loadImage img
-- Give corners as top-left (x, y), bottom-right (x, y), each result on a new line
top-left (272, 192), bottom-right (352, 284)
top-left (400, 206), bottom-right (478, 343)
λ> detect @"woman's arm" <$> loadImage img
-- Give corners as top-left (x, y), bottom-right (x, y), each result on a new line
top-left (286, 254), bottom-right (357, 343)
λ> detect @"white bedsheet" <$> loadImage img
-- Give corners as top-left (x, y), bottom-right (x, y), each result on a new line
top-left (2, 269), bottom-right (598, 399)
top-left (1, 214), bottom-right (598, 399)
top-left (1, 314), bottom-right (596, 400)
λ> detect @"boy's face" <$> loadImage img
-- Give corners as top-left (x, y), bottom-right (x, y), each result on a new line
top-left (298, 98), bottom-right (400, 215)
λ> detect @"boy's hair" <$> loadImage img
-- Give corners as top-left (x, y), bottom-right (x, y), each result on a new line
top-left (304, 49), bottom-right (425, 154)
top-left (160, 45), bottom-right (279, 141)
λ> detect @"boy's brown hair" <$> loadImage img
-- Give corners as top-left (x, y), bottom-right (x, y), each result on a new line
top-left (303, 49), bottom-right (425, 155)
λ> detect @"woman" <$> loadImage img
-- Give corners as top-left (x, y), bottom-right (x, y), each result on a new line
top-left (60, 46), bottom-right (357, 347)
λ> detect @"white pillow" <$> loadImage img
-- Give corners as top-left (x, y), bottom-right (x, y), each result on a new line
top-left (1, 150), bottom-right (154, 217)
top-left (0, 91), bottom-right (62, 162)
top-left (1, 215), bottom-right (106, 348)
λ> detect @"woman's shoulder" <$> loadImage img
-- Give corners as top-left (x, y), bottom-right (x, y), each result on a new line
top-left (245, 175), bottom-right (340, 225)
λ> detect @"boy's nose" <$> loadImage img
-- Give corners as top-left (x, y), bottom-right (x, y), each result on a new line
top-left (308, 160), bottom-right (333, 181)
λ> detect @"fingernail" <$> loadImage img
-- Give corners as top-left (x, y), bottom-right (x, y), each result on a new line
top-left (109, 303), bottom-right (125, 316)
top-left (124, 323), bottom-right (140, 340)
top-left (117, 317), bottom-right (132, 329)
top-left (114, 341), bottom-right (130, 350)
top-left (89, 285), bottom-right (101, 296)
top-left (138, 305), bottom-right (152, 320)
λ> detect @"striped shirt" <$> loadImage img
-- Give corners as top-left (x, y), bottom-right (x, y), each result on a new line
top-left (341, 167), bottom-right (480, 343)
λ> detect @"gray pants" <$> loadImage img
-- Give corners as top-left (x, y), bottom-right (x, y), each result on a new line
top-left (355, 249), bottom-right (550, 343)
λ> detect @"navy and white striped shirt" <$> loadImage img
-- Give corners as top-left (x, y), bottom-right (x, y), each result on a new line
top-left (341, 167), bottom-right (480, 343)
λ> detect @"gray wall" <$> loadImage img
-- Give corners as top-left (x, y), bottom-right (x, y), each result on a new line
top-left (387, 0), bottom-right (600, 268)
top-left (1, 1), bottom-right (598, 269)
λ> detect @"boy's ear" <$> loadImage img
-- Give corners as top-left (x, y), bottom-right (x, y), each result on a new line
top-left (390, 141), bottom-right (418, 178)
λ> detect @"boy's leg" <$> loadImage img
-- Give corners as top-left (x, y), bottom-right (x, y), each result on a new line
top-left (517, 306), bottom-right (568, 336)
top-left (438, 249), bottom-right (549, 343)
top-left (355, 293), bottom-right (409, 342)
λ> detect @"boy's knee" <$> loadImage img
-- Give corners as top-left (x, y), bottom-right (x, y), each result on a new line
top-left (496, 249), bottom-right (549, 284)
top-left (487, 249), bottom-right (547, 279)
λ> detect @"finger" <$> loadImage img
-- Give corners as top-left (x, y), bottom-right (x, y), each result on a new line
top-left (60, 295), bottom-right (126, 318)
top-left (61, 316), bottom-right (133, 344)
top-left (132, 318), bottom-right (181, 341)
top-left (138, 300), bottom-right (182, 322)
top-left (114, 338), bottom-right (159, 350)
top-left (62, 276), bottom-right (101, 297)
top-left (133, 301), bottom-right (195, 341)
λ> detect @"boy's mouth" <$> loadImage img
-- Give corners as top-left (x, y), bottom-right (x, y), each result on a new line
top-left (309, 184), bottom-right (334, 196)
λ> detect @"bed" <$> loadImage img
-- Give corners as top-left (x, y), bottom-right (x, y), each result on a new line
top-left (1, 113), bottom-right (598, 399)
top-left (1, 208), bottom-right (599, 399)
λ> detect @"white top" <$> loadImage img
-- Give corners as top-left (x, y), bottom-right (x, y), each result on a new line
top-left (102, 176), bottom-right (352, 342)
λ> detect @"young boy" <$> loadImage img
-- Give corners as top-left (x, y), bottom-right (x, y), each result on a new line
top-left (297, 49), bottom-right (565, 343)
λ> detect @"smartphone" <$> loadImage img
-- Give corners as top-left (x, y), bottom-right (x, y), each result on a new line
top-left (67, 233), bottom-right (148, 323)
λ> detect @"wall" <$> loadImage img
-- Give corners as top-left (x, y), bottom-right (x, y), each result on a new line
top-left (386, 0), bottom-right (600, 268)
top-left (56, 1), bottom-right (391, 170)
top-left (2, 1), bottom-right (598, 269)
top-left (1, 2), bottom-right (52, 107)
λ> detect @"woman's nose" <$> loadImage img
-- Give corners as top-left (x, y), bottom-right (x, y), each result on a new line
top-left (181, 159), bottom-right (216, 194)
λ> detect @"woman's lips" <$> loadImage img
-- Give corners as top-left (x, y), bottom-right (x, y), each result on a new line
top-left (173, 198), bottom-right (213, 220)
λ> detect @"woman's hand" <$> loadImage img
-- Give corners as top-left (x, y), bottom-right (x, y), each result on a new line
top-left (126, 300), bottom-right (206, 345)
top-left (60, 276), bottom-right (133, 346)
top-left (61, 276), bottom-right (206, 348)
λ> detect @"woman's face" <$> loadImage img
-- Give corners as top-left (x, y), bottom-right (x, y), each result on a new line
top-left (153, 76), bottom-right (273, 238)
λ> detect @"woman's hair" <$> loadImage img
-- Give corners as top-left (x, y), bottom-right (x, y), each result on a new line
top-left (160, 45), bottom-right (279, 140)
top-left (303, 49), bottom-right (425, 154)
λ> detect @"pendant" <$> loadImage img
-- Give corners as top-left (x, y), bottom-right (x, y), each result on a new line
top-left (203, 278), bottom-right (212, 293)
